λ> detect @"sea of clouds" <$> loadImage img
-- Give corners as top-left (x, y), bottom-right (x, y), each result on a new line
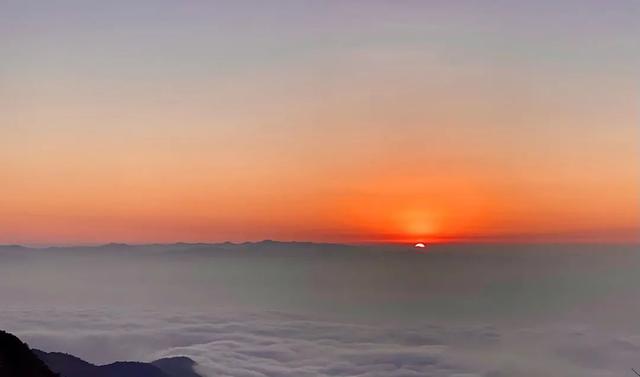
top-left (3, 308), bottom-right (640, 377)
top-left (3, 244), bottom-right (639, 377)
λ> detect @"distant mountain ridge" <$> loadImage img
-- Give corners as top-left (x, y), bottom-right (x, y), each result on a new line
top-left (0, 240), bottom-right (356, 252)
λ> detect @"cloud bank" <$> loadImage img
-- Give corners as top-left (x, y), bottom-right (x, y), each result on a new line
top-left (2, 308), bottom-right (638, 377)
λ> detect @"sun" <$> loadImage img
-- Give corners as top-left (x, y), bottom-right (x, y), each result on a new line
top-left (414, 242), bottom-right (426, 248)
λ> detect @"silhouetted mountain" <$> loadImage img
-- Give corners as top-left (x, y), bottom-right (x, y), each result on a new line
top-left (0, 330), bottom-right (58, 377)
top-left (151, 357), bottom-right (201, 377)
top-left (93, 361), bottom-right (168, 377)
top-left (31, 350), bottom-right (96, 377)
top-left (33, 349), bottom-right (202, 377)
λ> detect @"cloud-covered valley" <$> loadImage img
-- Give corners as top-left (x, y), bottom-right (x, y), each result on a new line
top-left (3, 308), bottom-right (639, 377)
top-left (2, 244), bottom-right (640, 377)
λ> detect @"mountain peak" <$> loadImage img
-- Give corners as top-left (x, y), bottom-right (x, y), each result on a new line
top-left (0, 330), bottom-right (58, 377)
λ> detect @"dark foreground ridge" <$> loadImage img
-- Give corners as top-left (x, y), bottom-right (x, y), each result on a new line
top-left (0, 330), bottom-right (58, 377)
top-left (1, 330), bottom-right (202, 377)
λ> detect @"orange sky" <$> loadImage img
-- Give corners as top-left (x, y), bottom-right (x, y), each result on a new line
top-left (1, 1), bottom-right (638, 245)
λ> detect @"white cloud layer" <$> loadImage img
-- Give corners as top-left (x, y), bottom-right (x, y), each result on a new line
top-left (2, 308), bottom-right (639, 377)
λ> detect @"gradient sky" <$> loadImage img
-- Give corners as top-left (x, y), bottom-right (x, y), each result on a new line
top-left (1, 0), bottom-right (638, 245)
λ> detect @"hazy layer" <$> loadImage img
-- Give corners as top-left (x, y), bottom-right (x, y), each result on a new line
top-left (1, 243), bottom-right (640, 376)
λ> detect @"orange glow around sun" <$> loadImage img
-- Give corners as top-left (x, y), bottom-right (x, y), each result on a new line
top-left (1, 2), bottom-right (638, 246)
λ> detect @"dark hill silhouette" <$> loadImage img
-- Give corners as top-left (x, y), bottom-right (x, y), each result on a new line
top-left (151, 357), bottom-right (202, 377)
top-left (0, 330), bottom-right (58, 377)
top-left (32, 350), bottom-right (94, 376)
top-left (33, 349), bottom-right (202, 377)
top-left (0, 329), bottom-right (202, 377)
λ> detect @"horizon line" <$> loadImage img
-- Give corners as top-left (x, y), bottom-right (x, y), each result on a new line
top-left (2, 239), bottom-right (639, 249)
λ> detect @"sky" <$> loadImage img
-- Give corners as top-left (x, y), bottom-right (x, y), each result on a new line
top-left (1, 0), bottom-right (638, 245)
